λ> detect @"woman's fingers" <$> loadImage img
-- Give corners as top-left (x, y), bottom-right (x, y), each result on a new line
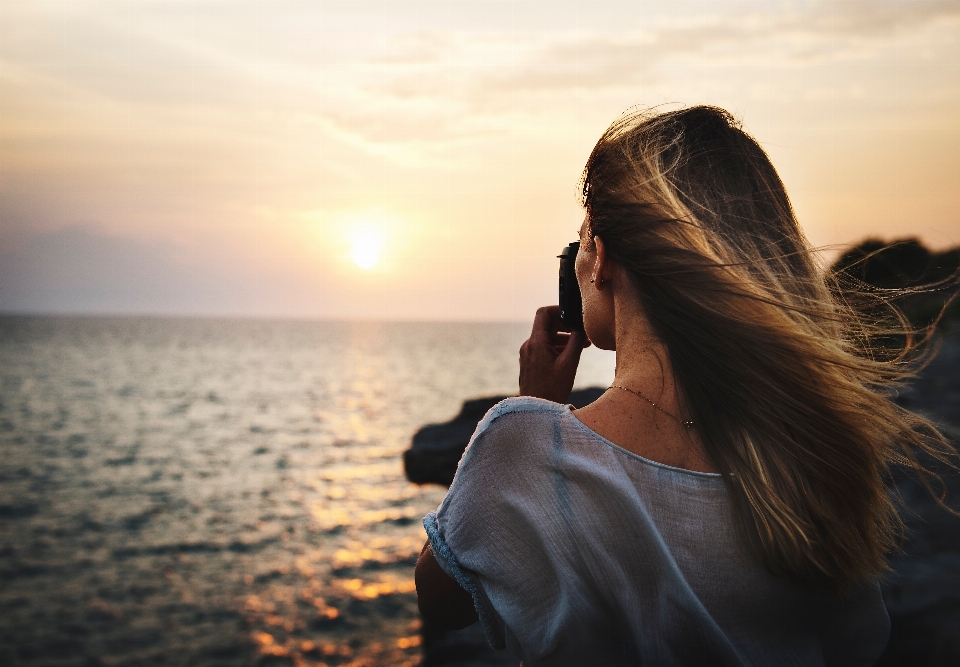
top-left (519, 307), bottom-right (589, 403)
top-left (532, 306), bottom-right (577, 350)
top-left (552, 332), bottom-right (572, 350)
top-left (530, 306), bottom-right (566, 339)
top-left (557, 329), bottom-right (590, 365)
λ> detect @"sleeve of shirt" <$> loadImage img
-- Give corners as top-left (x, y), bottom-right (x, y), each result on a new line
top-left (422, 398), bottom-right (574, 657)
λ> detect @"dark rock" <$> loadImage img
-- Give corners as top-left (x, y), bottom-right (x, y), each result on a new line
top-left (403, 388), bottom-right (606, 487)
top-left (833, 238), bottom-right (935, 288)
top-left (829, 238), bottom-right (960, 330)
top-left (880, 331), bottom-right (960, 666)
top-left (831, 238), bottom-right (959, 291)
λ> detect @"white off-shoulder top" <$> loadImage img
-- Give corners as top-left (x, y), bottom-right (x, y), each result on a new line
top-left (424, 397), bottom-right (889, 666)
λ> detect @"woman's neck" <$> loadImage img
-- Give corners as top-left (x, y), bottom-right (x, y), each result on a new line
top-left (610, 289), bottom-right (686, 421)
top-left (573, 262), bottom-right (714, 473)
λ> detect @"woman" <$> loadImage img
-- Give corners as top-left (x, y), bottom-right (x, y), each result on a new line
top-left (415, 106), bottom-right (956, 665)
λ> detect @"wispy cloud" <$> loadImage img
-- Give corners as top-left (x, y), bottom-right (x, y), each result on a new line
top-left (311, 0), bottom-right (960, 156)
top-left (4, 0), bottom-right (957, 159)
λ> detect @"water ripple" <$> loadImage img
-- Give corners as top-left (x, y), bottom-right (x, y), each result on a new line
top-left (0, 316), bottom-right (615, 666)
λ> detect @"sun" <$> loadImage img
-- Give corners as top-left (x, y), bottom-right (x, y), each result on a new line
top-left (349, 225), bottom-right (384, 270)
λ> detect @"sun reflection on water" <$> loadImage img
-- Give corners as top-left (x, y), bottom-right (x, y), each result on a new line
top-left (0, 318), bottom-right (616, 665)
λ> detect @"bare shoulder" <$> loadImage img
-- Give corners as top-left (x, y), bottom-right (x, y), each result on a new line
top-left (573, 393), bottom-right (717, 474)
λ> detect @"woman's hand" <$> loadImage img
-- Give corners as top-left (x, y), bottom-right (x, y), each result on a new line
top-left (519, 306), bottom-right (591, 403)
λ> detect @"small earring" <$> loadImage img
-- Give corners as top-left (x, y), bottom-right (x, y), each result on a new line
top-left (590, 279), bottom-right (595, 284)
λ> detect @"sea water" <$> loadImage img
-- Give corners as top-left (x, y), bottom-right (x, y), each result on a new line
top-left (0, 316), bottom-right (615, 667)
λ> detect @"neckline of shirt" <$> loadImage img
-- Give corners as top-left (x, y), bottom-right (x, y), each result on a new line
top-left (563, 403), bottom-right (724, 480)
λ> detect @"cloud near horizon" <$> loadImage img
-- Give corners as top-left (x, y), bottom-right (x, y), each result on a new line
top-left (0, 227), bottom-right (290, 317)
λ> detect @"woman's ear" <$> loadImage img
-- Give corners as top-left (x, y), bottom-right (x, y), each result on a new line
top-left (593, 235), bottom-right (611, 286)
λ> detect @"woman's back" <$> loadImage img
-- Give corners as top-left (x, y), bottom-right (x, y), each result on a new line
top-left (425, 398), bottom-right (890, 666)
top-left (417, 105), bottom-right (957, 663)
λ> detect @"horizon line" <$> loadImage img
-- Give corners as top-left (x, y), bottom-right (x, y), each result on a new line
top-left (0, 310), bottom-right (534, 325)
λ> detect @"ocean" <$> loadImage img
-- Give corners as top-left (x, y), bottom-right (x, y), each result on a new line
top-left (0, 316), bottom-right (616, 667)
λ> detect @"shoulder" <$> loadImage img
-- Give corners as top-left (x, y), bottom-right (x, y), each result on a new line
top-left (456, 397), bottom-right (568, 473)
top-left (478, 395), bottom-right (568, 429)
top-left (429, 397), bottom-right (578, 652)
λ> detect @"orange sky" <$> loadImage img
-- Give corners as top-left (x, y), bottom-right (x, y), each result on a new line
top-left (1, 0), bottom-right (958, 319)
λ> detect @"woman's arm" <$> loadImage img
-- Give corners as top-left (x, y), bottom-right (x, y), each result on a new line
top-left (415, 539), bottom-right (479, 630)
top-left (416, 308), bottom-right (582, 632)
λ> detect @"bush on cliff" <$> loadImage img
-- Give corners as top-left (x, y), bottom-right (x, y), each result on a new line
top-left (829, 238), bottom-right (960, 333)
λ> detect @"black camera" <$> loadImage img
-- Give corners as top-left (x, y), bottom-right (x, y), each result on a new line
top-left (558, 242), bottom-right (584, 331)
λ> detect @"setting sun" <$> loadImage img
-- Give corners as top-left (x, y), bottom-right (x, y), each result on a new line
top-left (349, 226), bottom-right (384, 270)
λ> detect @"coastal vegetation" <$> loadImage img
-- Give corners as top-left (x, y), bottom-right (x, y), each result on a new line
top-left (829, 238), bottom-right (960, 332)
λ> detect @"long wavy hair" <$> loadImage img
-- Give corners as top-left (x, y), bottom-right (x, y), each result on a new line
top-left (581, 105), bottom-right (957, 591)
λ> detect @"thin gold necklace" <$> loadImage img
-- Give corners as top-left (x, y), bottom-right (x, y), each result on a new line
top-left (609, 384), bottom-right (695, 429)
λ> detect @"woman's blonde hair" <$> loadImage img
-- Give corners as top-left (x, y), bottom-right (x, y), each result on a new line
top-left (581, 105), bottom-right (957, 591)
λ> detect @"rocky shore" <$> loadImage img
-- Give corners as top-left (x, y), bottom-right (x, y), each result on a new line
top-left (879, 331), bottom-right (960, 666)
top-left (405, 333), bottom-right (960, 666)
top-left (403, 388), bottom-right (605, 487)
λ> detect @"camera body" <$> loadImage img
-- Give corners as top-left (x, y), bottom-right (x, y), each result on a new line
top-left (558, 242), bottom-right (584, 332)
